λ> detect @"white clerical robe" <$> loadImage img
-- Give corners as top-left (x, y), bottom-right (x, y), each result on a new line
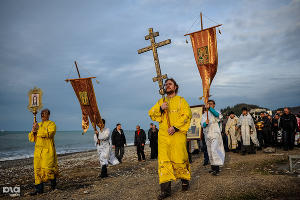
top-left (201, 108), bottom-right (225, 166)
top-left (225, 116), bottom-right (239, 149)
top-left (94, 128), bottom-right (119, 166)
top-left (237, 114), bottom-right (259, 146)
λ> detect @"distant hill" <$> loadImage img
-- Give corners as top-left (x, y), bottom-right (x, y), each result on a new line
top-left (221, 103), bottom-right (268, 116)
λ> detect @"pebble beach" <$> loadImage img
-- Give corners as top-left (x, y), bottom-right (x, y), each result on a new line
top-left (1, 145), bottom-right (300, 199)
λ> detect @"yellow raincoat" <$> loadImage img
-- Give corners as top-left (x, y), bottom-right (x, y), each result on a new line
top-left (28, 120), bottom-right (58, 184)
top-left (149, 95), bottom-right (192, 184)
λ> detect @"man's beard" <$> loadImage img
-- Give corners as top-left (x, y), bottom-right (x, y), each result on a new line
top-left (166, 90), bottom-right (175, 95)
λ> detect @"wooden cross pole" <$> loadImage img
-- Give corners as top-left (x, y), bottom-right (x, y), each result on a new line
top-left (138, 28), bottom-right (171, 96)
top-left (74, 61), bottom-right (81, 78)
top-left (138, 28), bottom-right (171, 127)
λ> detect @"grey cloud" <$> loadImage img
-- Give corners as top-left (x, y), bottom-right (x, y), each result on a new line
top-left (0, 0), bottom-right (299, 131)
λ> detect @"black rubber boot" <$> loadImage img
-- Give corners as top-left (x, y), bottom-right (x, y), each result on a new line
top-left (100, 165), bottom-right (108, 178)
top-left (30, 183), bottom-right (44, 196)
top-left (50, 178), bottom-right (57, 190)
top-left (212, 166), bottom-right (220, 176)
top-left (181, 179), bottom-right (189, 191)
top-left (209, 165), bottom-right (215, 173)
top-left (157, 182), bottom-right (171, 200)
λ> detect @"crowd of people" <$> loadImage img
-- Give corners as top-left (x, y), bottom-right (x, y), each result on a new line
top-left (27, 78), bottom-right (300, 199)
top-left (219, 107), bottom-right (300, 154)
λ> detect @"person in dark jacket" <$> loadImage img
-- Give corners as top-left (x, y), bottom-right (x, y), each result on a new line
top-left (201, 131), bottom-right (209, 166)
top-left (149, 124), bottom-right (158, 159)
top-left (148, 123), bottom-right (153, 142)
top-left (262, 113), bottom-right (272, 147)
top-left (256, 113), bottom-right (265, 150)
top-left (111, 123), bottom-right (127, 163)
top-left (272, 114), bottom-right (281, 147)
top-left (134, 125), bottom-right (146, 161)
top-left (280, 108), bottom-right (297, 151)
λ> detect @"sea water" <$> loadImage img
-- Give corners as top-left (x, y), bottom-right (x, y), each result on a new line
top-left (0, 130), bottom-right (136, 161)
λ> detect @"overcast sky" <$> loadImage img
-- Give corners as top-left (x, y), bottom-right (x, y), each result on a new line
top-left (0, 0), bottom-right (299, 131)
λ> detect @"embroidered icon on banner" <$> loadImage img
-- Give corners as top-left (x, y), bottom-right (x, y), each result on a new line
top-left (197, 46), bottom-right (209, 65)
top-left (79, 91), bottom-right (89, 105)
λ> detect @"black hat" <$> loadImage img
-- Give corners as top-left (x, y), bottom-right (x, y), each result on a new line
top-left (241, 107), bottom-right (248, 111)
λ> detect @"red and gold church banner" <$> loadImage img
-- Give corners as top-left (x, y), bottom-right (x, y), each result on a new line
top-left (187, 27), bottom-right (218, 104)
top-left (68, 77), bottom-right (103, 133)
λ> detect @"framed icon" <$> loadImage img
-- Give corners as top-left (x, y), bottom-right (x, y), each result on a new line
top-left (27, 87), bottom-right (43, 113)
top-left (31, 94), bottom-right (39, 107)
top-left (187, 105), bottom-right (204, 140)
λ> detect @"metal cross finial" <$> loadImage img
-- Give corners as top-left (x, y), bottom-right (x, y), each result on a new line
top-left (138, 28), bottom-right (171, 97)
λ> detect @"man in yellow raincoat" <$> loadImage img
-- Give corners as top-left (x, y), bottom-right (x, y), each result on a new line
top-left (28, 109), bottom-right (58, 195)
top-left (149, 78), bottom-right (192, 200)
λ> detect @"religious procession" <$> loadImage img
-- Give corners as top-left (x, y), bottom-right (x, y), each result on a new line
top-left (1, 1), bottom-right (300, 200)
top-left (24, 18), bottom-right (300, 199)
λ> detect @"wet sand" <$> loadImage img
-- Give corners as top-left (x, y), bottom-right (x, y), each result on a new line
top-left (1, 145), bottom-right (300, 199)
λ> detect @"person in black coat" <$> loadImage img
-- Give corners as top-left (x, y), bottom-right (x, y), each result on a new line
top-left (272, 114), bottom-right (280, 147)
top-left (134, 125), bottom-right (146, 161)
top-left (280, 107), bottom-right (298, 151)
top-left (111, 123), bottom-right (127, 163)
top-left (149, 124), bottom-right (158, 159)
top-left (262, 113), bottom-right (272, 147)
top-left (148, 123), bottom-right (154, 142)
top-left (201, 132), bottom-right (209, 166)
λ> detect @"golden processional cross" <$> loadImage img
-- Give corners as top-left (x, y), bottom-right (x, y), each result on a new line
top-left (138, 28), bottom-right (171, 127)
top-left (138, 28), bottom-right (171, 96)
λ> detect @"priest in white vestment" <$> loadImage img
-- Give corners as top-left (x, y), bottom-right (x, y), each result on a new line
top-left (237, 107), bottom-right (260, 155)
top-left (201, 100), bottom-right (225, 176)
top-left (94, 119), bottom-right (119, 178)
top-left (225, 111), bottom-right (239, 152)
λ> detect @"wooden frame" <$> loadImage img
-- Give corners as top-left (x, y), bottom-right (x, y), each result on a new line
top-left (27, 87), bottom-right (43, 113)
top-left (187, 104), bottom-right (204, 140)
